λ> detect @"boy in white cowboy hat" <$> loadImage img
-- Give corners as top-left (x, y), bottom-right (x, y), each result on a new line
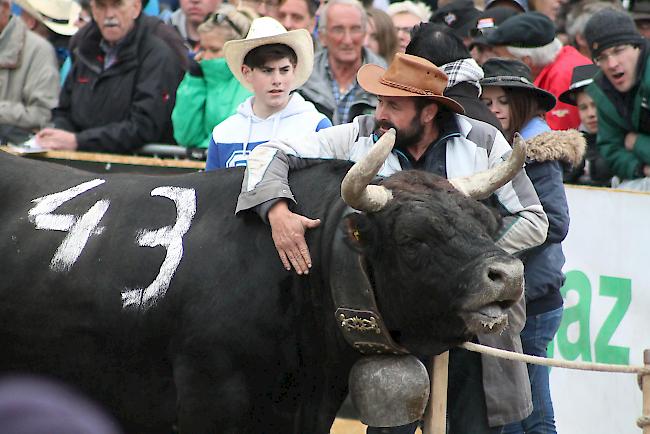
top-left (205, 16), bottom-right (331, 170)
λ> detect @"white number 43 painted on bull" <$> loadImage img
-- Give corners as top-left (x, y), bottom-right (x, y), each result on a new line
top-left (28, 179), bottom-right (196, 310)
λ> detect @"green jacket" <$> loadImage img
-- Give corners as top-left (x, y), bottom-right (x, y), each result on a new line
top-left (172, 58), bottom-right (251, 149)
top-left (587, 51), bottom-right (650, 180)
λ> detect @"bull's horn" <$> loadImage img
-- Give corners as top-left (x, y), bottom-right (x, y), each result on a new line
top-left (341, 129), bottom-right (395, 212)
top-left (449, 133), bottom-right (527, 200)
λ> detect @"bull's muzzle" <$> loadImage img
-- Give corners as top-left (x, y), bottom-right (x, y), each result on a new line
top-left (460, 256), bottom-right (524, 334)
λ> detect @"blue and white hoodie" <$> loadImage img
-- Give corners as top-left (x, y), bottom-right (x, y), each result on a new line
top-left (205, 92), bottom-right (331, 170)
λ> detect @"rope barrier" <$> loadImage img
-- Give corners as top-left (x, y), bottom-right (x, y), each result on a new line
top-left (460, 342), bottom-right (650, 375)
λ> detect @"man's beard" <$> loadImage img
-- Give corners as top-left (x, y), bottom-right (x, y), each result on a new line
top-left (374, 116), bottom-right (425, 149)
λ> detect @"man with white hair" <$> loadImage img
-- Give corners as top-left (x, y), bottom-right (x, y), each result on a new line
top-left (297, 0), bottom-right (386, 125)
top-left (386, 0), bottom-right (430, 53)
top-left (35, 0), bottom-right (183, 153)
top-left (0, 0), bottom-right (59, 143)
top-left (484, 11), bottom-right (591, 130)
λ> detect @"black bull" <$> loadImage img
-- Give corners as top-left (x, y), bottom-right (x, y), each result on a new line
top-left (0, 141), bottom-right (523, 433)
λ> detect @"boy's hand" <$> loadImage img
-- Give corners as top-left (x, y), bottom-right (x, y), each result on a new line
top-left (268, 201), bottom-right (321, 275)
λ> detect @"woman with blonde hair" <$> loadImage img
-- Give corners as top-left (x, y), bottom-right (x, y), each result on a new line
top-left (364, 8), bottom-right (398, 64)
top-left (172, 5), bottom-right (259, 152)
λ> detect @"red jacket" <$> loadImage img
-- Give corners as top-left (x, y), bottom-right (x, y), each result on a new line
top-left (534, 45), bottom-right (592, 131)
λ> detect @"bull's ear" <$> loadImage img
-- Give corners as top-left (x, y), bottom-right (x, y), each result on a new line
top-left (343, 213), bottom-right (367, 251)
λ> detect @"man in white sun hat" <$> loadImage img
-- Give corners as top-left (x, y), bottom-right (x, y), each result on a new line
top-left (14, 0), bottom-right (80, 38)
top-left (14, 0), bottom-right (81, 67)
top-left (205, 16), bottom-right (331, 170)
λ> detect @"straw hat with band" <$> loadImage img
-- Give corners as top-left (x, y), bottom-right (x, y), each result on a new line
top-left (14, 0), bottom-right (81, 36)
top-left (480, 58), bottom-right (556, 112)
top-left (224, 17), bottom-right (314, 93)
top-left (558, 64), bottom-right (600, 106)
top-left (357, 53), bottom-right (465, 114)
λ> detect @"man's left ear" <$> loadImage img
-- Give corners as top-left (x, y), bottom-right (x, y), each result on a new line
top-left (422, 102), bottom-right (439, 123)
top-left (133, 0), bottom-right (142, 18)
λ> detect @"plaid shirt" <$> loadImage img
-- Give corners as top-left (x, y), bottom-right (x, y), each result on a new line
top-left (326, 63), bottom-right (361, 125)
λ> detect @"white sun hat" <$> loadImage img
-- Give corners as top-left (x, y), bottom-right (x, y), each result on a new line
top-left (223, 17), bottom-right (314, 92)
top-left (15, 0), bottom-right (81, 36)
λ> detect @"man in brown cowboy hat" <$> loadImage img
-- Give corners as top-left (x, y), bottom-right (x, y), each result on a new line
top-left (236, 49), bottom-right (545, 434)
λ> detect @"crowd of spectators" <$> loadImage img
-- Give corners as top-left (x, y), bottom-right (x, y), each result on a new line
top-left (1, 0), bottom-right (648, 189)
top-left (2, 0), bottom-right (650, 432)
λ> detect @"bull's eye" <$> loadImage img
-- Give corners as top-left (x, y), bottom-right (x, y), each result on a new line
top-left (399, 238), bottom-right (430, 264)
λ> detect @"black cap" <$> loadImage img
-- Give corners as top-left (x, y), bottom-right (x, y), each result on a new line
top-left (558, 64), bottom-right (600, 105)
top-left (485, 11), bottom-right (556, 48)
top-left (468, 7), bottom-right (521, 49)
top-left (430, 0), bottom-right (482, 39)
top-left (480, 58), bottom-right (557, 112)
top-left (585, 9), bottom-right (646, 59)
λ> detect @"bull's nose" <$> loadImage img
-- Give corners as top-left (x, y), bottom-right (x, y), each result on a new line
top-left (484, 257), bottom-right (524, 303)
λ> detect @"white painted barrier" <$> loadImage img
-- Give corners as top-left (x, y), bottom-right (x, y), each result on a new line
top-left (551, 185), bottom-right (650, 433)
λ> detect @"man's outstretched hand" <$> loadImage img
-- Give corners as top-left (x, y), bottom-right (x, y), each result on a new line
top-left (267, 201), bottom-right (321, 275)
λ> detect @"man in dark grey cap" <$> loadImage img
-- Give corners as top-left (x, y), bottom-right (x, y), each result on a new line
top-left (585, 8), bottom-right (650, 189)
top-left (484, 11), bottom-right (591, 130)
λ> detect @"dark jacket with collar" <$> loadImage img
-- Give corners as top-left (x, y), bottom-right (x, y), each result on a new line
top-left (297, 48), bottom-right (386, 125)
top-left (53, 15), bottom-right (184, 153)
top-left (522, 129), bottom-right (585, 315)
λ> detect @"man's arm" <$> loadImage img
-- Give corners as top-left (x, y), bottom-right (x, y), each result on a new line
top-left (236, 117), bottom-right (365, 274)
top-left (488, 134), bottom-right (550, 255)
top-left (597, 107), bottom-right (644, 179)
top-left (0, 40), bottom-right (59, 130)
top-left (51, 62), bottom-right (77, 132)
top-left (629, 132), bottom-right (650, 170)
top-left (236, 117), bottom-right (364, 214)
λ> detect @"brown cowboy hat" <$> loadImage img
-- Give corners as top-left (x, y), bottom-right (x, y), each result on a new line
top-left (357, 53), bottom-right (465, 114)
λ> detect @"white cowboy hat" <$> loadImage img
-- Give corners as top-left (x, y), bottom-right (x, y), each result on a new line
top-left (224, 17), bottom-right (314, 92)
top-left (14, 0), bottom-right (81, 36)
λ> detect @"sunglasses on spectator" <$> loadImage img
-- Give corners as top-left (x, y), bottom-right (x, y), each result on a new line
top-left (205, 12), bottom-right (244, 37)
